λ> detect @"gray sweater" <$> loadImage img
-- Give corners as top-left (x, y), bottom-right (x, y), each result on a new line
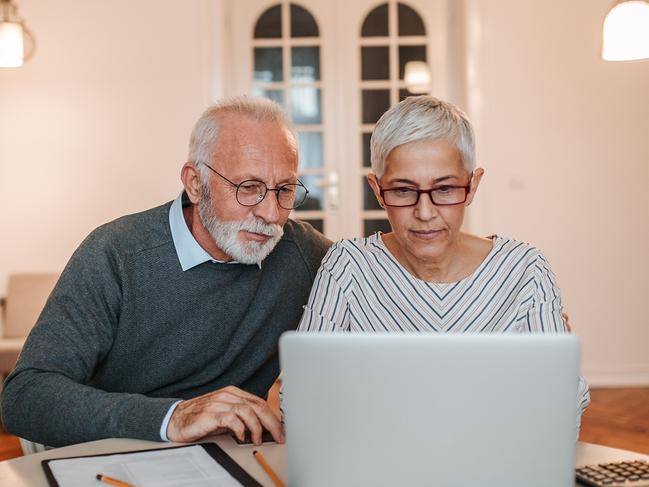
top-left (0, 200), bottom-right (331, 447)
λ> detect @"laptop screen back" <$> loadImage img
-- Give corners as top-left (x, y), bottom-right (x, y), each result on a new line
top-left (280, 333), bottom-right (579, 487)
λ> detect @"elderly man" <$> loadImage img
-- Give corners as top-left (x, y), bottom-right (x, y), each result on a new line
top-left (0, 96), bottom-right (331, 447)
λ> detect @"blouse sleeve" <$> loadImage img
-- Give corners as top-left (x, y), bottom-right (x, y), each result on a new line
top-left (526, 251), bottom-right (591, 438)
top-left (297, 261), bottom-right (350, 332)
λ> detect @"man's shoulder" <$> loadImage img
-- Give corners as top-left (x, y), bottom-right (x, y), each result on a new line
top-left (82, 200), bottom-right (174, 256)
top-left (281, 219), bottom-right (332, 255)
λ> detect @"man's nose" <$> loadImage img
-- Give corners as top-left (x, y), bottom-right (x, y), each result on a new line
top-left (253, 190), bottom-right (282, 224)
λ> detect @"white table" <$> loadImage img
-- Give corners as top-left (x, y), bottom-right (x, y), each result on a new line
top-left (0, 438), bottom-right (647, 486)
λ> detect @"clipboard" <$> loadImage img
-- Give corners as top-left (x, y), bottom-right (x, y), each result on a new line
top-left (41, 442), bottom-right (262, 487)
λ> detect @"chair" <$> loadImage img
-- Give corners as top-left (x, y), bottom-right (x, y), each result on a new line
top-left (0, 273), bottom-right (59, 377)
top-left (0, 273), bottom-right (58, 455)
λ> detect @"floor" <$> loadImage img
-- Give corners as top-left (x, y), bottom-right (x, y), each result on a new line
top-left (0, 387), bottom-right (648, 462)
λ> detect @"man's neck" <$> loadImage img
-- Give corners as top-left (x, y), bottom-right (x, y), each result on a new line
top-left (183, 204), bottom-right (232, 262)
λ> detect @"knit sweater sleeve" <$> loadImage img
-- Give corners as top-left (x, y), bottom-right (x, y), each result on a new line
top-left (0, 227), bottom-right (177, 447)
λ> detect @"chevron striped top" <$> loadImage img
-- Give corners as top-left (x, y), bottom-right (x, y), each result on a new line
top-left (297, 233), bottom-right (590, 426)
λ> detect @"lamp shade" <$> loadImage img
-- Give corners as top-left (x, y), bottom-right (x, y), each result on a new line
top-left (404, 61), bottom-right (431, 94)
top-left (0, 21), bottom-right (24, 67)
top-left (602, 0), bottom-right (649, 61)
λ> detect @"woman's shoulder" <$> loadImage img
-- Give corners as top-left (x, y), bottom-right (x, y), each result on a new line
top-left (321, 233), bottom-right (384, 268)
top-left (489, 234), bottom-right (548, 264)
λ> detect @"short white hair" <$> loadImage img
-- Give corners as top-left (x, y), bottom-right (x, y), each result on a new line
top-left (370, 96), bottom-right (476, 177)
top-left (188, 95), bottom-right (295, 181)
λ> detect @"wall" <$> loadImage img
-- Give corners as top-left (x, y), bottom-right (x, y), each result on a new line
top-left (462, 0), bottom-right (649, 385)
top-left (0, 0), bottom-right (220, 295)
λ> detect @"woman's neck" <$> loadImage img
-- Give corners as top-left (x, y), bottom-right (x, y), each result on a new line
top-left (381, 232), bottom-right (493, 283)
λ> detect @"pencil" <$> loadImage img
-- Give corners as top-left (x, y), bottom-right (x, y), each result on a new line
top-left (252, 450), bottom-right (286, 487)
top-left (96, 473), bottom-right (135, 487)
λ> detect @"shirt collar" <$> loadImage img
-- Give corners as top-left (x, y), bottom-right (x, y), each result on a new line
top-left (169, 192), bottom-right (238, 271)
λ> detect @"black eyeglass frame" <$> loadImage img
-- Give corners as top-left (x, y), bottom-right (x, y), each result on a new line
top-left (378, 173), bottom-right (474, 208)
top-left (198, 162), bottom-right (309, 210)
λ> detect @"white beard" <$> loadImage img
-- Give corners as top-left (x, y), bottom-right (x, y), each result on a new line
top-left (198, 184), bottom-right (284, 266)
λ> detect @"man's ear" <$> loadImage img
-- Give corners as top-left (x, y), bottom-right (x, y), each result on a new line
top-left (181, 162), bottom-right (202, 204)
top-left (366, 173), bottom-right (384, 208)
top-left (465, 167), bottom-right (484, 207)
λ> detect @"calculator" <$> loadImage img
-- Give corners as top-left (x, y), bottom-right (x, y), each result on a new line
top-left (576, 460), bottom-right (649, 486)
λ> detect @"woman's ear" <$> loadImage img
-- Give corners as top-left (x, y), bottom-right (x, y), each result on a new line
top-left (465, 167), bottom-right (484, 206)
top-left (366, 173), bottom-right (385, 208)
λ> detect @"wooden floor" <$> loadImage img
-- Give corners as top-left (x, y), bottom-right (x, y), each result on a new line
top-left (1, 387), bottom-right (648, 462)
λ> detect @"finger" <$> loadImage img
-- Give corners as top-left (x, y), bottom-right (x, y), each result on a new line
top-left (218, 411), bottom-right (247, 443)
top-left (231, 404), bottom-right (264, 445)
top-left (246, 400), bottom-right (284, 443)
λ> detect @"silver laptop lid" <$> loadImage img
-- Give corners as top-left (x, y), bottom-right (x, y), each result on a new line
top-left (280, 333), bottom-right (580, 487)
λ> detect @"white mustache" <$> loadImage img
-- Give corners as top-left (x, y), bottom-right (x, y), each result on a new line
top-left (236, 219), bottom-right (284, 239)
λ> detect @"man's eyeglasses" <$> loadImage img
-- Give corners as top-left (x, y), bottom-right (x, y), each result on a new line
top-left (199, 162), bottom-right (309, 210)
top-left (378, 174), bottom-right (473, 207)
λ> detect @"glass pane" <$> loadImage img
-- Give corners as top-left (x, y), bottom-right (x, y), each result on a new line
top-left (295, 175), bottom-right (323, 211)
top-left (300, 218), bottom-right (324, 233)
top-left (361, 89), bottom-right (390, 124)
top-left (291, 46), bottom-right (320, 82)
top-left (363, 177), bottom-right (383, 210)
top-left (298, 132), bottom-right (323, 169)
top-left (254, 47), bottom-right (283, 82)
top-left (361, 4), bottom-right (389, 37)
top-left (254, 4), bottom-right (282, 39)
top-left (398, 3), bottom-right (426, 36)
top-left (398, 45), bottom-right (427, 79)
top-left (399, 88), bottom-right (410, 101)
top-left (364, 219), bottom-right (391, 236)
top-left (362, 132), bottom-right (372, 168)
top-left (291, 87), bottom-right (322, 124)
top-left (251, 87), bottom-right (285, 107)
top-left (361, 46), bottom-right (389, 80)
top-left (291, 4), bottom-right (319, 37)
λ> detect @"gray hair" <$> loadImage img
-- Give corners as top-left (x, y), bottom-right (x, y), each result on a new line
top-left (370, 96), bottom-right (476, 177)
top-left (188, 95), bottom-right (295, 181)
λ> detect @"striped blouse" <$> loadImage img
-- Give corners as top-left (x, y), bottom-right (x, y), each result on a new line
top-left (297, 233), bottom-right (590, 428)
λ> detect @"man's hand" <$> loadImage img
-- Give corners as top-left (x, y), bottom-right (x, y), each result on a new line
top-left (166, 385), bottom-right (284, 445)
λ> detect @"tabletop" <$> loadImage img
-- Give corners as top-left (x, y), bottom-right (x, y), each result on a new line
top-left (1, 438), bottom-right (648, 487)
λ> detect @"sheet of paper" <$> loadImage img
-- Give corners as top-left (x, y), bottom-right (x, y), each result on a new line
top-left (47, 445), bottom-right (243, 487)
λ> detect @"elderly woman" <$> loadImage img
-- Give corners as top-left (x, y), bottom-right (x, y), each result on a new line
top-left (297, 95), bottom-right (590, 429)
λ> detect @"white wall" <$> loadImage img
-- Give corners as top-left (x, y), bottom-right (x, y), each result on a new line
top-left (1, 0), bottom-right (648, 386)
top-left (0, 0), bottom-right (220, 295)
top-left (463, 0), bottom-right (649, 386)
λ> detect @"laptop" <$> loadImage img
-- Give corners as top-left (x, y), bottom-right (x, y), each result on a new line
top-left (279, 332), bottom-right (580, 487)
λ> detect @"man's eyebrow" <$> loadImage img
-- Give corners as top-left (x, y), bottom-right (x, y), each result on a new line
top-left (232, 174), bottom-right (297, 186)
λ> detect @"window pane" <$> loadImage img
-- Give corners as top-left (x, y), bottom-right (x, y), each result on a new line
top-left (298, 132), bottom-right (323, 169)
top-left (362, 132), bottom-right (372, 168)
top-left (291, 4), bottom-right (319, 37)
top-left (254, 4), bottom-right (282, 39)
top-left (364, 219), bottom-right (391, 236)
top-left (399, 88), bottom-right (410, 101)
top-left (254, 47), bottom-right (283, 82)
top-left (295, 175), bottom-right (323, 211)
top-left (363, 177), bottom-right (383, 210)
top-left (251, 87), bottom-right (285, 107)
top-left (398, 45), bottom-right (427, 79)
top-left (361, 4), bottom-right (389, 37)
top-left (361, 89), bottom-right (390, 124)
top-left (300, 218), bottom-right (324, 233)
top-left (398, 3), bottom-right (426, 36)
top-left (291, 87), bottom-right (322, 124)
top-left (291, 46), bottom-right (320, 82)
top-left (361, 46), bottom-right (389, 80)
